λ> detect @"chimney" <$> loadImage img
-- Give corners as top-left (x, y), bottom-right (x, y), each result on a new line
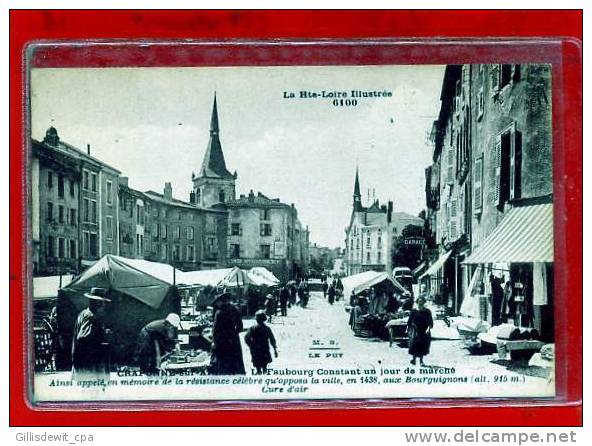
top-left (118, 176), bottom-right (129, 187)
top-left (87, 144), bottom-right (91, 155)
top-left (387, 201), bottom-right (393, 223)
top-left (189, 191), bottom-right (196, 204)
top-left (164, 182), bottom-right (173, 201)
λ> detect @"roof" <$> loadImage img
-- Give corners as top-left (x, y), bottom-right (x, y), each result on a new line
top-left (198, 95), bottom-right (236, 180)
top-left (341, 271), bottom-right (407, 298)
top-left (64, 255), bottom-right (183, 309)
top-left (35, 130), bottom-right (121, 174)
top-left (463, 202), bottom-right (553, 264)
top-left (178, 267), bottom-right (253, 288)
top-left (226, 191), bottom-right (291, 209)
top-left (144, 190), bottom-right (226, 214)
top-left (353, 167), bottom-right (361, 197)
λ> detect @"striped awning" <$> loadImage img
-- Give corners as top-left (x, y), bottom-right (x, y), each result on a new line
top-left (419, 250), bottom-right (452, 279)
top-left (464, 202), bottom-right (553, 264)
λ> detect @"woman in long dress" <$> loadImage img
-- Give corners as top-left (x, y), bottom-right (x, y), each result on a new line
top-left (407, 296), bottom-right (433, 366)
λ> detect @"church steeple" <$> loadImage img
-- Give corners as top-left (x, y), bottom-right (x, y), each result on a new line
top-left (198, 94), bottom-right (235, 180)
top-left (353, 166), bottom-right (362, 211)
top-left (192, 94), bottom-right (237, 209)
top-left (210, 93), bottom-right (219, 135)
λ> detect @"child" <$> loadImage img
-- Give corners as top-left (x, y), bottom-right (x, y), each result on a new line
top-left (245, 310), bottom-right (278, 374)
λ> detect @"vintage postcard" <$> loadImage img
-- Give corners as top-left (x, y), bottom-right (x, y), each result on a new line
top-left (29, 63), bottom-right (555, 402)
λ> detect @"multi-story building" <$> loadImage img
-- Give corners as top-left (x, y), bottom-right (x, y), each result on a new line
top-left (144, 183), bottom-right (228, 271)
top-left (424, 64), bottom-right (553, 339)
top-left (32, 127), bottom-right (121, 274)
top-left (345, 169), bottom-right (394, 275)
top-left (118, 177), bottom-right (147, 259)
top-left (345, 168), bottom-right (424, 276)
top-left (224, 191), bottom-right (309, 281)
top-left (31, 134), bottom-right (81, 275)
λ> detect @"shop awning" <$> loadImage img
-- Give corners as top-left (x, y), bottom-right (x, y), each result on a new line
top-left (419, 250), bottom-right (452, 279)
top-left (463, 202), bottom-right (553, 264)
top-left (341, 271), bottom-right (407, 298)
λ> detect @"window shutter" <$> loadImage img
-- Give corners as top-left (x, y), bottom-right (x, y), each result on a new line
top-left (490, 65), bottom-right (500, 94)
top-left (458, 190), bottom-right (464, 235)
top-left (494, 136), bottom-right (502, 206)
top-left (509, 127), bottom-right (516, 201)
top-left (447, 144), bottom-right (454, 184)
top-left (474, 154), bottom-right (483, 213)
top-left (514, 131), bottom-right (522, 200)
top-left (512, 64), bottom-right (521, 82)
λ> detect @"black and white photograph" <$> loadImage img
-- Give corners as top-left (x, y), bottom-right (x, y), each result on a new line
top-left (29, 63), bottom-right (555, 402)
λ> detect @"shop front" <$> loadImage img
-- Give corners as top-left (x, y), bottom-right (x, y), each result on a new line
top-left (463, 201), bottom-right (554, 342)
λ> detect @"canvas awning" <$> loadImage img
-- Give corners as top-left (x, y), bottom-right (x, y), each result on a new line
top-left (247, 267), bottom-right (280, 286)
top-left (178, 266), bottom-right (253, 288)
top-left (464, 203), bottom-right (553, 264)
top-left (412, 261), bottom-right (427, 277)
top-left (33, 275), bottom-right (73, 300)
top-left (419, 250), bottom-right (452, 279)
top-left (341, 271), bottom-right (407, 299)
top-left (64, 255), bottom-right (182, 309)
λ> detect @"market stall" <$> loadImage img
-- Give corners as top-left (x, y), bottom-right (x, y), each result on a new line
top-left (247, 267), bottom-right (280, 286)
top-left (56, 255), bottom-right (182, 370)
top-left (342, 271), bottom-right (408, 340)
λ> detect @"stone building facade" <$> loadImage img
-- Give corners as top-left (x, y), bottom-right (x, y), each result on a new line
top-left (31, 136), bottom-right (81, 275)
top-left (345, 168), bottom-right (394, 275)
top-left (424, 64), bottom-right (553, 335)
top-left (144, 184), bottom-right (227, 271)
top-left (32, 127), bottom-right (121, 275)
top-left (224, 191), bottom-right (309, 281)
top-left (118, 177), bottom-right (147, 259)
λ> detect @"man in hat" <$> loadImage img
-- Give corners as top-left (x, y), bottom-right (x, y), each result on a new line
top-left (209, 292), bottom-right (246, 375)
top-left (245, 310), bottom-right (278, 374)
top-left (134, 313), bottom-right (180, 375)
top-left (71, 287), bottom-right (112, 380)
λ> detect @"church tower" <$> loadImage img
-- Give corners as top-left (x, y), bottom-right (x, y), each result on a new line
top-left (353, 166), bottom-right (362, 212)
top-left (191, 94), bottom-right (237, 208)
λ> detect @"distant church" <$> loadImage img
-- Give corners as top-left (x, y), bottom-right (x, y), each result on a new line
top-left (190, 95), bottom-right (310, 281)
top-left (345, 168), bottom-right (423, 275)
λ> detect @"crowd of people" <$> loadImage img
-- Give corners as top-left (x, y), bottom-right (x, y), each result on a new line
top-left (69, 275), bottom-right (437, 378)
top-left (70, 277), bottom-right (328, 379)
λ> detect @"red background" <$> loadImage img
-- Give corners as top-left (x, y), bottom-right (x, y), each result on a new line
top-left (9, 10), bottom-right (582, 426)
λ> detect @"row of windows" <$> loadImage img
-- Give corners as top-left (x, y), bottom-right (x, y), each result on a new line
top-left (151, 207), bottom-right (199, 221)
top-left (82, 170), bottom-right (98, 193)
top-left (152, 223), bottom-right (195, 240)
top-left (81, 170), bottom-right (114, 205)
top-left (46, 202), bottom-right (76, 225)
top-left (120, 199), bottom-right (145, 224)
top-left (82, 231), bottom-right (99, 258)
top-left (47, 172), bottom-right (75, 199)
top-left (348, 235), bottom-right (383, 250)
top-left (229, 244), bottom-right (271, 259)
top-left (46, 236), bottom-right (77, 259)
top-left (229, 222), bottom-right (273, 237)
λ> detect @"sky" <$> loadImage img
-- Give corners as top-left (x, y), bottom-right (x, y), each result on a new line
top-left (30, 65), bottom-right (445, 249)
